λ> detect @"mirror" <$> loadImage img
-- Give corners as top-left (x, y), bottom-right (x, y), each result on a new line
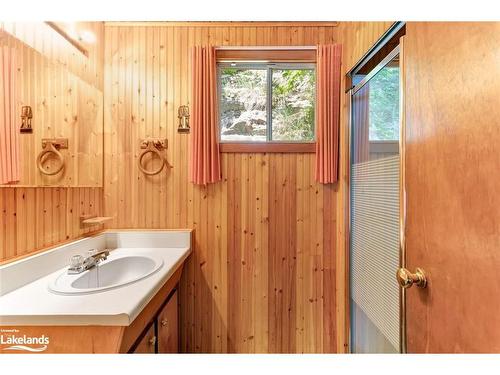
top-left (0, 23), bottom-right (103, 187)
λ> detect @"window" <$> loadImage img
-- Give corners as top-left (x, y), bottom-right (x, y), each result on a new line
top-left (218, 62), bottom-right (316, 144)
top-left (351, 59), bottom-right (400, 161)
top-left (367, 64), bottom-right (399, 141)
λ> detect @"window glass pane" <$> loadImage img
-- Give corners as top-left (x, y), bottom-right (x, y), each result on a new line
top-left (220, 67), bottom-right (267, 142)
top-left (367, 64), bottom-right (399, 141)
top-left (271, 69), bottom-right (315, 141)
top-left (350, 53), bottom-right (400, 353)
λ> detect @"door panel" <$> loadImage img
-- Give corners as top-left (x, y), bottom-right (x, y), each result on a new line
top-left (350, 49), bottom-right (401, 353)
top-left (404, 22), bottom-right (500, 353)
top-left (158, 291), bottom-right (179, 353)
top-left (133, 324), bottom-right (156, 354)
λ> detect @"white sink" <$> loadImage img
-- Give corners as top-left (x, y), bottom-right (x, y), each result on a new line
top-left (48, 254), bottom-right (164, 295)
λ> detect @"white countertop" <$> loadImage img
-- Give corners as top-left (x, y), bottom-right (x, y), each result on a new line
top-left (0, 231), bottom-right (191, 326)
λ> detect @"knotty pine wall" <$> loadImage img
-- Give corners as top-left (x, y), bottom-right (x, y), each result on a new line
top-left (103, 23), bottom-right (338, 353)
top-left (0, 22), bottom-right (104, 91)
top-left (0, 21), bottom-right (396, 353)
top-left (0, 29), bottom-right (104, 186)
top-left (0, 187), bottom-right (103, 261)
top-left (0, 22), bottom-right (105, 263)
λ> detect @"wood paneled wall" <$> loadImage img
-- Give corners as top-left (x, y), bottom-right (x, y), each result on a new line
top-left (335, 21), bottom-right (395, 352)
top-left (339, 22), bottom-right (395, 73)
top-left (0, 187), bottom-right (102, 262)
top-left (0, 22), bottom-right (104, 90)
top-left (103, 23), bottom-right (338, 353)
top-left (0, 22), bottom-right (105, 263)
top-left (0, 31), bottom-right (103, 186)
top-left (0, 23), bottom-right (104, 186)
top-left (0, 21), bottom-right (397, 353)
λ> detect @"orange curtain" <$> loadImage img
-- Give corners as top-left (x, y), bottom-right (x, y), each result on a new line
top-left (0, 46), bottom-right (20, 185)
top-left (315, 44), bottom-right (342, 184)
top-left (189, 46), bottom-right (221, 185)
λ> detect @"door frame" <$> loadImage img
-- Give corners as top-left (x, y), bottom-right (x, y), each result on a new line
top-left (345, 36), bottom-right (407, 354)
top-left (398, 36), bottom-right (407, 354)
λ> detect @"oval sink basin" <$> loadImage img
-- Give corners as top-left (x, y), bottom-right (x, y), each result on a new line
top-left (48, 254), bottom-right (164, 295)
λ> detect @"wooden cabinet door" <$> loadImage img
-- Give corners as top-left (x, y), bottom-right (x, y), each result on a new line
top-left (157, 290), bottom-right (178, 353)
top-left (132, 324), bottom-right (156, 354)
top-left (404, 22), bottom-right (500, 352)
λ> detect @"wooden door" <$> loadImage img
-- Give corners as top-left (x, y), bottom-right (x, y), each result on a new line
top-left (157, 291), bottom-right (178, 353)
top-left (404, 22), bottom-right (500, 353)
top-left (132, 324), bottom-right (156, 354)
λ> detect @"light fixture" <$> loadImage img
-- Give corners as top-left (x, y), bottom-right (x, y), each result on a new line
top-left (78, 30), bottom-right (96, 44)
top-left (45, 22), bottom-right (93, 57)
top-left (178, 105), bottom-right (190, 133)
top-left (20, 106), bottom-right (33, 133)
top-left (63, 23), bottom-right (95, 44)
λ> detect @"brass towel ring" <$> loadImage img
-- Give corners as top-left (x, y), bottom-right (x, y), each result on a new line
top-left (36, 141), bottom-right (65, 176)
top-left (138, 141), bottom-right (169, 175)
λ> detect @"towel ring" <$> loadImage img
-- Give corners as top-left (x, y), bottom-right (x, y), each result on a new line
top-left (36, 141), bottom-right (65, 176)
top-left (138, 141), bottom-right (169, 175)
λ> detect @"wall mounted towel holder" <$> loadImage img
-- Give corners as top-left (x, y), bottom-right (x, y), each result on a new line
top-left (36, 138), bottom-right (68, 176)
top-left (138, 138), bottom-right (172, 175)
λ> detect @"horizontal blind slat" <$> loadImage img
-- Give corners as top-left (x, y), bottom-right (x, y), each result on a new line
top-left (351, 155), bottom-right (400, 351)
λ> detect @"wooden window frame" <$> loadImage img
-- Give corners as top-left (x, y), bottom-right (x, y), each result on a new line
top-left (216, 48), bottom-right (317, 153)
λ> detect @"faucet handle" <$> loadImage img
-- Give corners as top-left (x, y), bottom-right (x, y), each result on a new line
top-left (91, 249), bottom-right (110, 264)
top-left (70, 255), bottom-right (84, 268)
top-left (68, 255), bottom-right (85, 274)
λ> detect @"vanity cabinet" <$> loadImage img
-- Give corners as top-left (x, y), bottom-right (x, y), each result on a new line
top-left (157, 290), bottom-right (178, 353)
top-left (0, 230), bottom-right (191, 354)
top-left (130, 289), bottom-right (179, 354)
top-left (133, 325), bottom-right (156, 354)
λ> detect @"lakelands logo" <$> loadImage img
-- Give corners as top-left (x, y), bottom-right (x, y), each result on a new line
top-left (0, 329), bottom-right (49, 352)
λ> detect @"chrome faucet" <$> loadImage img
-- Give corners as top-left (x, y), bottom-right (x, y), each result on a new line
top-left (68, 249), bottom-right (110, 274)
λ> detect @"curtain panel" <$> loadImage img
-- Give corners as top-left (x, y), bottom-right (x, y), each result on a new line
top-left (0, 46), bottom-right (20, 185)
top-left (315, 44), bottom-right (342, 184)
top-left (189, 46), bottom-right (222, 185)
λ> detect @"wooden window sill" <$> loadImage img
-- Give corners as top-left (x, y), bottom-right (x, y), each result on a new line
top-left (219, 143), bottom-right (316, 153)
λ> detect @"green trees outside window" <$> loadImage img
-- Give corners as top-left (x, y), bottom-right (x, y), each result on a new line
top-left (368, 66), bottom-right (400, 141)
top-left (219, 63), bottom-right (316, 142)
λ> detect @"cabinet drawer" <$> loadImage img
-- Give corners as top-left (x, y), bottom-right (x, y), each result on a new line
top-left (157, 290), bottom-right (178, 353)
top-left (132, 324), bottom-right (156, 354)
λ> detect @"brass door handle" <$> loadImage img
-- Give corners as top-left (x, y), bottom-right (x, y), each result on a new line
top-left (148, 336), bottom-right (157, 346)
top-left (397, 267), bottom-right (427, 289)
